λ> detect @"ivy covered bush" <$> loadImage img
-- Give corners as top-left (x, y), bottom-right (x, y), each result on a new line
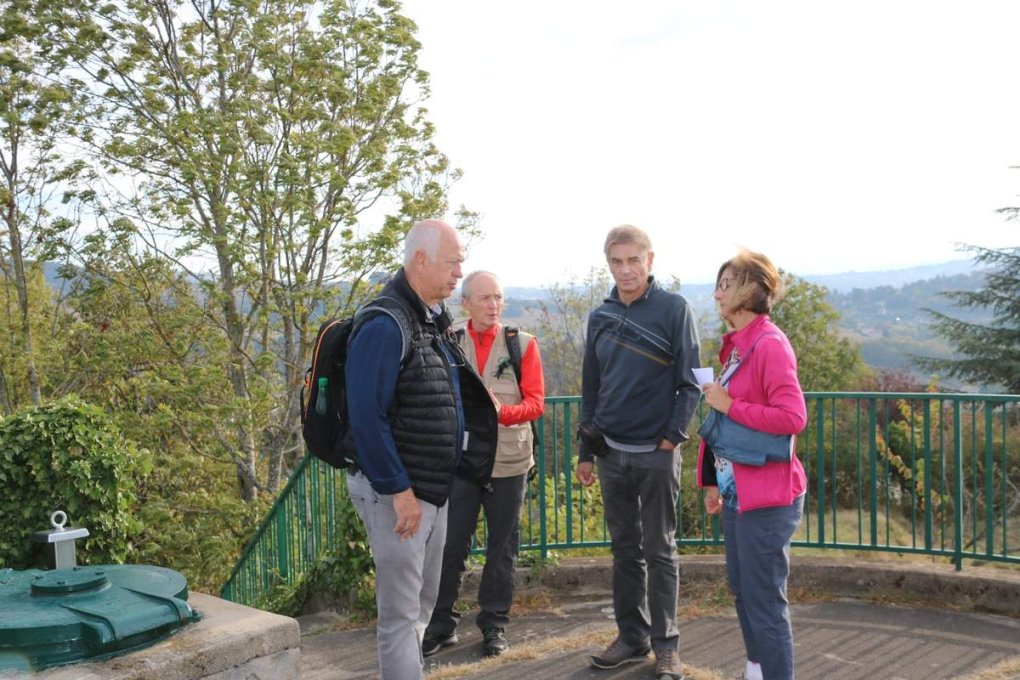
top-left (0, 397), bottom-right (151, 568)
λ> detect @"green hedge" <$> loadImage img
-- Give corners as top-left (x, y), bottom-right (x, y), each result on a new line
top-left (0, 397), bottom-right (150, 568)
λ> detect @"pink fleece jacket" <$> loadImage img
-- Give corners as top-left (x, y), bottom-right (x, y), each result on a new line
top-left (696, 314), bottom-right (807, 512)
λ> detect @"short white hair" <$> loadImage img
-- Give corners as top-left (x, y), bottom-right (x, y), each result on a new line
top-left (461, 270), bottom-right (500, 298)
top-left (403, 220), bottom-right (445, 267)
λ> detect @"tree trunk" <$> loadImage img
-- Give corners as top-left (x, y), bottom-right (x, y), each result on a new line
top-left (4, 151), bottom-right (41, 406)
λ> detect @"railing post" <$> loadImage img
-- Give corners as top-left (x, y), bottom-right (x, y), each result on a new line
top-left (923, 400), bottom-right (932, 553)
top-left (868, 399), bottom-right (878, 548)
top-left (276, 493), bottom-right (290, 583)
top-left (563, 404), bottom-right (574, 550)
top-left (538, 413), bottom-right (548, 561)
top-left (953, 400), bottom-right (964, 571)
top-left (984, 403), bottom-right (995, 559)
top-left (815, 397), bottom-right (826, 546)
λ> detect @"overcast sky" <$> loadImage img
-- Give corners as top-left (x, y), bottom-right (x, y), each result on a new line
top-left (398, 0), bottom-right (1020, 286)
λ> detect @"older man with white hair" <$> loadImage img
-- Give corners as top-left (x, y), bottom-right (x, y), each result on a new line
top-left (345, 220), bottom-right (498, 680)
top-left (424, 270), bottom-right (545, 659)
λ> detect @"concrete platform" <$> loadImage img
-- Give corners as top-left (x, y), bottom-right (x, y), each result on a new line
top-left (298, 556), bottom-right (1020, 680)
top-left (2, 592), bottom-right (301, 680)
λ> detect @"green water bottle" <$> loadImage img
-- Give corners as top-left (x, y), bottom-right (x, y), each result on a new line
top-left (314, 376), bottom-right (328, 415)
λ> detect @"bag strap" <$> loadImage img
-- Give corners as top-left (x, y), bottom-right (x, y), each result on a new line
top-left (503, 326), bottom-right (540, 455)
top-left (353, 295), bottom-right (414, 366)
top-left (719, 331), bottom-right (782, 387)
top-left (503, 326), bottom-right (524, 386)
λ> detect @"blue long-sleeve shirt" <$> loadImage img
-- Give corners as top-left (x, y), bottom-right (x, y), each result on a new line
top-left (346, 314), bottom-right (408, 494)
top-left (346, 312), bottom-right (465, 495)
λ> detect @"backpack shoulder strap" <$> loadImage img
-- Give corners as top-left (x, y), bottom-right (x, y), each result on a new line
top-left (503, 325), bottom-right (540, 450)
top-left (353, 296), bottom-right (414, 365)
top-left (503, 325), bottom-right (523, 387)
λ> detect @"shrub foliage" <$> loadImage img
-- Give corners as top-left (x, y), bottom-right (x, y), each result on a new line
top-left (0, 397), bottom-right (149, 567)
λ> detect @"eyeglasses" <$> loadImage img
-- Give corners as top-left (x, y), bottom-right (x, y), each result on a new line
top-left (716, 277), bottom-right (736, 291)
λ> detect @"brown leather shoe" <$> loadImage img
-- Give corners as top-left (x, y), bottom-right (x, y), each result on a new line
top-left (590, 637), bottom-right (651, 669)
top-left (653, 648), bottom-right (684, 679)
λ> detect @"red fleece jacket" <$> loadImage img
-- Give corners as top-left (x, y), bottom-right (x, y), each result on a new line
top-left (466, 320), bottom-right (545, 426)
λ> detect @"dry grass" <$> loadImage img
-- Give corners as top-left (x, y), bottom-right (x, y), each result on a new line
top-left (793, 506), bottom-right (939, 561)
top-left (424, 625), bottom-right (729, 680)
top-left (425, 627), bottom-right (614, 679)
top-left (509, 587), bottom-right (557, 614)
top-left (956, 655), bottom-right (1020, 680)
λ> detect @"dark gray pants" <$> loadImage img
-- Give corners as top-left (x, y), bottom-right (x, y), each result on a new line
top-left (598, 446), bottom-right (681, 652)
top-left (427, 472), bottom-right (527, 636)
top-left (722, 494), bottom-right (804, 680)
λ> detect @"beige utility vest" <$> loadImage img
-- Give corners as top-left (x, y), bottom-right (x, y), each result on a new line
top-left (458, 324), bottom-right (535, 478)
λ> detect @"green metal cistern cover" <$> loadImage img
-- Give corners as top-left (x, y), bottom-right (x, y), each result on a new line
top-left (0, 564), bottom-right (201, 671)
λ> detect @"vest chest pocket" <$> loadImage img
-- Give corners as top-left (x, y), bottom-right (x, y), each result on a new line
top-left (496, 421), bottom-right (532, 468)
top-left (499, 421), bottom-right (530, 441)
top-left (490, 375), bottom-right (520, 401)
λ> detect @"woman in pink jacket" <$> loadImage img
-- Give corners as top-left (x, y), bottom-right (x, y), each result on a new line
top-left (697, 249), bottom-right (807, 680)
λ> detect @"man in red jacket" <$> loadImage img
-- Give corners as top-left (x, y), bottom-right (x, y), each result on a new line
top-left (423, 270), bottom-right (545, 659)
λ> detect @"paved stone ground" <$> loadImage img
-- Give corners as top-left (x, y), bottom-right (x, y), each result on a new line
top-left (298, 557), bottom-right (1020, 680)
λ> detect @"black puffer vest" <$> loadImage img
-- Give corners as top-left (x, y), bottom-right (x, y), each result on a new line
top-left (356, 270), bottom-right (498, 506)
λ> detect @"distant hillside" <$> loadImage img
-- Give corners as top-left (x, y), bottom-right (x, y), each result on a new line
top-left (507, 259), bottom-right (978, 299)
top-left (40, 258), bottom-right (992, 380)
top-left (825, 271), bottom-right (992, 375)
top-left (799, 259), bottom-right (977, 292)
top-left (827, 271), bottom-right (991, 333)
top-left (499, 259), bottom-right (994, 380)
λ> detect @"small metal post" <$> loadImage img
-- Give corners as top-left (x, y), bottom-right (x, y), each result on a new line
top-left (32, 511), bottom-right (90, 570)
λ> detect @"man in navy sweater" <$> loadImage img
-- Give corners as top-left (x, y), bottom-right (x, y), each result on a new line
top-left (576, 224), bottom-right (701, 680)
top-left (345, 219), bottom-right (497, 680)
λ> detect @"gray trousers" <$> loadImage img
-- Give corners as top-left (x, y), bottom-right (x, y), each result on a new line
top-left (598, 446), bottom-right (681, 652)
top-left (722, 494), bottom-right (804, 680)
top-left (428, 472), bottom-right (527, 635)
top-left (346, 471), bottom-right (448, 680)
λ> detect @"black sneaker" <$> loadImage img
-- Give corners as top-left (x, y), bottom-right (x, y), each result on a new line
top-left (482, 627), bottom-right (510, 657)
top-left (422, 631), bottom-right (458, 658)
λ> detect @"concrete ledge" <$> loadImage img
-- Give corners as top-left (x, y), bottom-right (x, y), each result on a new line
top-left (786, 555), bottom-right (1020, 616)
top-left (8, 592), bottom-right (300, 680)
top-left (512, 554), bottom-right (1020, 616)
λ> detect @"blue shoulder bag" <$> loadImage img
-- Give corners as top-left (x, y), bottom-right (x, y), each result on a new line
top-left (696, 333), bottom-right (794, 467)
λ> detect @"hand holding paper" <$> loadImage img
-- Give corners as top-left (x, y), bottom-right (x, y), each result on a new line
top-left (692, 367), bottom-right (714, 389)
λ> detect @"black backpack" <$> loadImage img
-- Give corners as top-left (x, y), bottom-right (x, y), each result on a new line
top-left (301, 317), bottom-right (359, 469)
top-left (300, 299), bottom-right (412, 469)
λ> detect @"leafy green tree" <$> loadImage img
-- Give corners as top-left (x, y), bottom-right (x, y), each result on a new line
top-left (915, 245), bottom-right (1020, 392)
top-left (42, 0), bottom-right (468, 499)
top-left (0, 0), bottom-right (87, 409)
top-left (55, 239), bottom-right (268, 590)
top-left (0, 267), bottom-right (72, 412)
top-left (533, 267), bottom-right (612, 396)
top-left (700, 274), bottom-right (865, 392)
top-left (770, 274), bottom-right (866, 391)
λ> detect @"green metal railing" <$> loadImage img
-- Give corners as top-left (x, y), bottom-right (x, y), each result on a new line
top-left (220, 392), bottom-right (1020, 607)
